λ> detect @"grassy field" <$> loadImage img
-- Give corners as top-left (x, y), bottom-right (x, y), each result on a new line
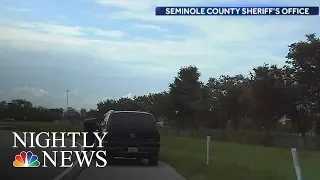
top-left (160, 136), bottom-right (320, 180)
top-left (6, 121), bottom-right (320, 180)
top-left (10, 121), bottom-right (83, 132)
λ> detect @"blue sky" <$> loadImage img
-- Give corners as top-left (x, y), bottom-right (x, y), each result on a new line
top-left (0, 0), bottom-right (319, 109)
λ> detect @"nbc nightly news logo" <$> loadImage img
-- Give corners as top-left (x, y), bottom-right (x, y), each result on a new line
top-left (12, 132), bottom-right (108, 168)
top-left (13, 151), bottom-right (40, 167)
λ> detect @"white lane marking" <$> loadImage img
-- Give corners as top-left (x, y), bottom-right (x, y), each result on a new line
top-left (52, 139), bottom-right (85, 180)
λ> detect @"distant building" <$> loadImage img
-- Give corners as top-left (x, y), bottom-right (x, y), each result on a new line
top-left (156, 117), bottom-right (167, 127)
top-left (62, 107), bottom-right (82, 125)
top-left (80, 108), bottom-right (87, 117)
top-left (157, 120), bottom-right (165, 126)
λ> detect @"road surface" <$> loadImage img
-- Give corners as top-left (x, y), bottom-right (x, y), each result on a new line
top-left (75, 159), bottom-right (185, 180)
top-left (0, 130), bottom-right (82, 180)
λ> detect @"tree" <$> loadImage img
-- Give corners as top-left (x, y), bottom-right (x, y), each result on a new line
top-left (87, 109), bottom-right (99, 118)
top-left (248, 64), bottom-right (289, 146)
top-left (10, 99), bottom-right (33, 108)
top-left (169, 66), bottom-right (204, 134)
top-left (286, 34), bottom-right (320, 107)
top-left (0, 101), bottom-right (8, 118)
top-left (6, 99), bottom-right (33, 120)
top-left (207, 75), bottom-right (249, 130)
top-left (134, 95), bottom-right (151, 111)
top-left (285, 33), bottom-right (320, 141)
top-left (80, 108), bottom-right (87, 117)
top-left (116, 98), bottom-right (140, 110)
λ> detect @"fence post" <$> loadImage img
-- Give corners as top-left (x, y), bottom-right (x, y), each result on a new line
top-left (291, 148), bottom-right (302, 180)
top-left (206, 135), bottom-right (210, 165)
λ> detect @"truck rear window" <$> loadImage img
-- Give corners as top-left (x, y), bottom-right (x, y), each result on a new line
top-left (108, 112), bottom-right (157, 130)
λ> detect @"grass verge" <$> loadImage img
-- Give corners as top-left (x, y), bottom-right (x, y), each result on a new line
top-left (160, 136), bottom-right (320, 180)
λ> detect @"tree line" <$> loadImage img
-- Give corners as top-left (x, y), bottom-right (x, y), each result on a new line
top-left (0, 99), bottom-right (63, 122)
top-left (0, 99), bottom-right (84, 122)
top-left (1, 34), bottom-right (319, 141)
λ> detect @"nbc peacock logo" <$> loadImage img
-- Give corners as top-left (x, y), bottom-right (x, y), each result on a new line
top-left (13, 151), bottom-right (40, 167)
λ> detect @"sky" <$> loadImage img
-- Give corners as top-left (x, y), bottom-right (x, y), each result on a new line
top-left (0, 0), bottom-right (319, 109)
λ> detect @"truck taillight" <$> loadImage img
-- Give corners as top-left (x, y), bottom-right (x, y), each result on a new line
top-left (157, 136), bottom-right (160, 143)
top-left (103, 134), bottom-right (108, 142)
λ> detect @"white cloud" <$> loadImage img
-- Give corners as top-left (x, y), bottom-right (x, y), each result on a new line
top-left (133, 24), bottom-right (168, 32)
top-left (102, 96), bottom-right (113, 100)
top-left (0, 0), bottom-right (319, 78)
top-left (123, 93), bottom-right (134, 99)
top-left (88, 28), bottom-right (125, 37)
top-left (0, 0), bottom-right (318, 109)
top-left (5, 7), bottom-right (33, 12)
top-left (93, 0), bottom-right (320, 76)
top-left (14, 86), bottom-right (48, 97)
top-left (0, 18), bottom-right (125, 38)
top-left (95, 0), bottom-right (154, 10)
top-left (149, 90), bottom-right (162, 94)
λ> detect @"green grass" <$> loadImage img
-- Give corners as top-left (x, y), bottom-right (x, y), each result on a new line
top-left (160, 136), bottom-right (320, 180)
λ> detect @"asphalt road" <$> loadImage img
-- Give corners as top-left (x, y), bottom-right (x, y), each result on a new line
top-left (75, 159), bottom-right (185, 180)
top-left (0, 130), bottom-right (82, 180)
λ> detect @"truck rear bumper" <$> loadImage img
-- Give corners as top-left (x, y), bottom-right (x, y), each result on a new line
top-left (105, 146), bottom-right (160, 159)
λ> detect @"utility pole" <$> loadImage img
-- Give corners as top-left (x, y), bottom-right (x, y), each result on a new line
top-left (66, 90), bottom-right (69, 121)
top-left (66, 90), bottom-right (69, 109)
